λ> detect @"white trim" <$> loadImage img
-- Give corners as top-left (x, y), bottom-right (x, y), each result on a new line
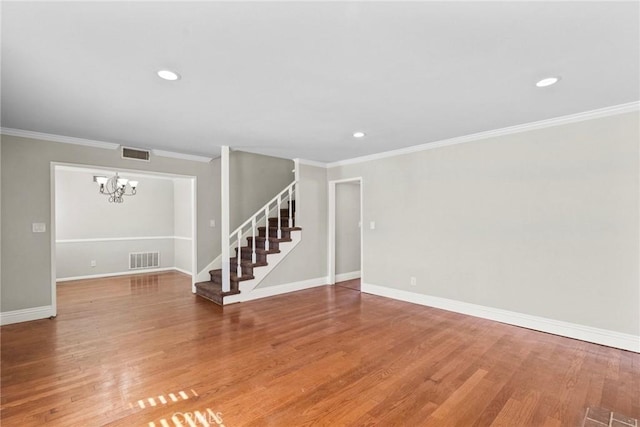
top-left (233, 277), bottom-right (329, 304)
top-left (220, 146), bottom-right (230, 293)
top-left (327, 101), bottom-right (640, 168)
top-left (294, 159), bottom-right (301, 225)
top-left (56, 236), bottom-right (191, 243)
top-left (190, 178), bottom-right (198, 291)
top-left (173, 267), bottom-right (192, 276)
top-left (335, 271), bottom-right (361, 282)
top-left (56, 267), bottom-right (179, 282)
top-left (2, 128), bottom-right (120, 150)
top-left (361, 283), bottom-right (640, 353)
top-left (152, 149), bottom-right (212, 163)
top-left (50, 164), bottom-right (57, 317)
top-left (0, 305), bottom-right (55, 326)
top-left (294, 158), bottom-right (328, 169)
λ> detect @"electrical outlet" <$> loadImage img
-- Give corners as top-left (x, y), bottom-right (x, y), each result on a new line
top-left (410, 276), bottom-right (417, 286)
top-left (90, 260), bottom-right (97, 267)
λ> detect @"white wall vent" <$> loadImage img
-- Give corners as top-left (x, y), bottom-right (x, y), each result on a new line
top-left (129, 251), bottom-right (160, 269)
top-left (122, 147), bottom-right (151, 162)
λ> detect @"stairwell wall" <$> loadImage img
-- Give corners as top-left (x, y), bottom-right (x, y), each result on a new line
top-left (327, 111), bottom-right (639, 337)
top-left (229, 150), bottom-right (294, 231)
top-left (257, 163), bottom-right (328, 287)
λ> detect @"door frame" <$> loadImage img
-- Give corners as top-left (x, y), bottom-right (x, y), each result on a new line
top-left (327, 177), bottom-right (363, 285)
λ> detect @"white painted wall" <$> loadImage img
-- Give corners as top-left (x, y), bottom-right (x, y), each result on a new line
top-left (55, 168), bottom-right (192, 279)
top-left (56, 168), bottom-right (174, 239)
top-left (328, 111), bottom-right (639, 337)
top-left (335, 182), bottom-right (361, 277)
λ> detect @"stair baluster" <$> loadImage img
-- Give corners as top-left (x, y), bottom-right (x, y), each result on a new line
top-left (236, 233), bottom-right (242, 277)
top-left (264, 206), bottom-right (270, 251)
top-left (277, 196), bottom-right (282, 239)
top-left (288, 187), bottom-right (293, 227)
top-left (251, 217), bottom-right (257, 263)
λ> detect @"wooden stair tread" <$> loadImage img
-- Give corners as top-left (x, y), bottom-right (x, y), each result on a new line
top-left (229, 258), bottom-right (269, 268)
top-left (209, 269), bottom-right (255, 282)
top-left (195, 281), bottom-right (238, 306)
top-left (257, 226), bottom-right (302, 232)
top-left (195, 281), bottom-right (241, 296)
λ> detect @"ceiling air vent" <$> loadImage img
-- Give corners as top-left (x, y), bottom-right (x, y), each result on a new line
top-left (122, 147), bottom-right (150, 162)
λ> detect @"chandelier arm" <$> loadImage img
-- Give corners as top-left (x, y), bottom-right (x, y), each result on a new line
top-left (98, 174), bottom-right (138, 203)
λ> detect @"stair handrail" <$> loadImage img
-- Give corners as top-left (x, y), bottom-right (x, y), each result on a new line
top-left (230, 180), bottom-right (297, 238)
top-left (226, 180), bottom-right (297, 286)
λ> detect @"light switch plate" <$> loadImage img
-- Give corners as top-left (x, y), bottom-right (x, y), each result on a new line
top-left (32, 223), bottom-right (46, 233)
top-left (369, 221), bottom-right (376, 230)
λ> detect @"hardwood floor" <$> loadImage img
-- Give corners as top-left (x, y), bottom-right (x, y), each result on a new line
top-left (1, 272), bottom-right (638, 426)
top-left (335, 278), bottom-right (361, 291)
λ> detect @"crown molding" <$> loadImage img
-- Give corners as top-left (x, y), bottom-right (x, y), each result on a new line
top-left (0, 127), bottom-right (213, 163)
top-left (327, 101), bottom-right (640, 168)
top-left (4, 101), bottom-right (637, 168)
top-left (294, 158), bottom-right (329, 169)
top-left (152, 149), bottom-right (212, 163)
top-left (1, 127), bottom-right (120, 150)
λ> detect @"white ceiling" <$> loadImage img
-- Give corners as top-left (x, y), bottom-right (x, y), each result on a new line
top-left (2, 1), bottom-right (638, 163)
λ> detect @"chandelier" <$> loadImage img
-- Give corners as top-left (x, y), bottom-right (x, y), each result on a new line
top-left (95, 173), bottom-right (138, 203)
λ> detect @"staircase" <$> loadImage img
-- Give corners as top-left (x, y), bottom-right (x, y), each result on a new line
top-left (195, 184), bottom-right (300, 306)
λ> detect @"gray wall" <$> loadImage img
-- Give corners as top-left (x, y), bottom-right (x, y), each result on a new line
top-left (328, 112), bottom-right (639, 336)
top-left (173, 178), bottom-right (193, 273)
top-left (335, 182), bottom-right (361, 275)
top-left (258, 163), bottom-right (328, 287)
top-left (230, 150), bottom-right (294, 230)
top-left (0, 135), bottom-right (220, 312)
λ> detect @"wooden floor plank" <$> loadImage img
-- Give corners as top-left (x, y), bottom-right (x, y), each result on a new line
top-left (1, 272), bottom-right (638, 426)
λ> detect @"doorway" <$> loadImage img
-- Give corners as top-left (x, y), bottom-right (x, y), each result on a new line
top-left (328, 178), bottom-right (363, 289)
top-left (50, 163), bottom-right (197, 315)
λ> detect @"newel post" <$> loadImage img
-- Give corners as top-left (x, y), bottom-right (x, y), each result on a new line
top-left (221, 146), bottom-right (230, 293)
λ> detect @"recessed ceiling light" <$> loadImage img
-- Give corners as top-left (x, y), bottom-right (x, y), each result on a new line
top-left (157, 70), bottom-right (181, 81)
top-left (353, 131), bottom-right (366, 138)
top-left (536, 76), bottom-right (560, 88)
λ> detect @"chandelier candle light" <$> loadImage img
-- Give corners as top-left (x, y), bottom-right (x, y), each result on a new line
top-left (95, 174), bottom-right (139, 203)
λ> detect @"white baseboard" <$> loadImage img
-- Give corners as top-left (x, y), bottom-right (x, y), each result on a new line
top-left (1, 305), bottom-right (55, 326)
top-left (225, 276), bottom-right (329, 304)
top-left (56, 267), bottom-right (184, 282)
top-left (335, 271), bottom-right (361, 282)
top-left (173, 267), bottom-right (192, 276)
top-left (361, 283), bottom-right (640, 353)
